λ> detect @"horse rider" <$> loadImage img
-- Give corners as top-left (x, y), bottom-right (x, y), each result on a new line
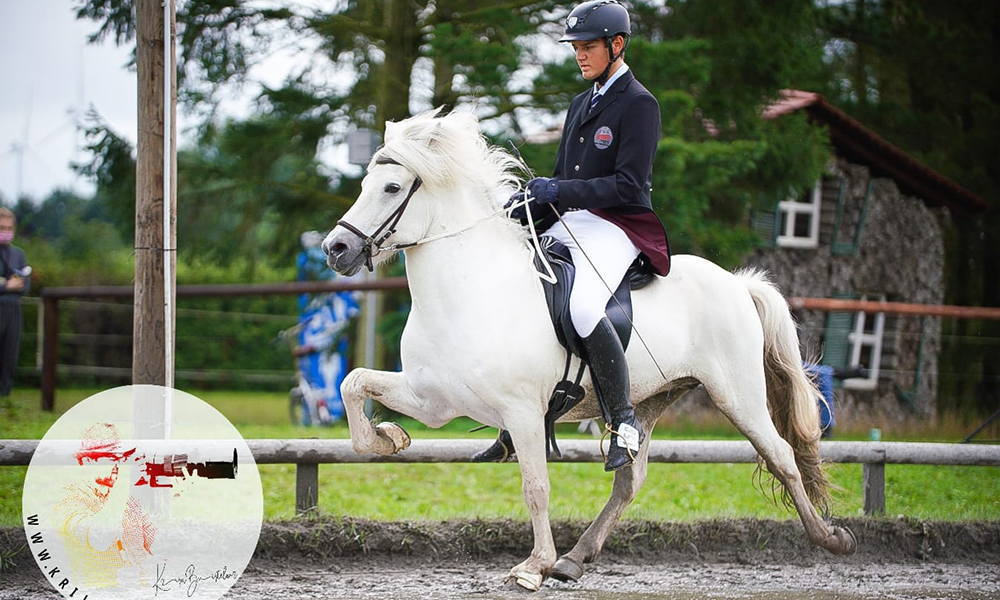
top-left (476, 0), bottom-right (671, 471)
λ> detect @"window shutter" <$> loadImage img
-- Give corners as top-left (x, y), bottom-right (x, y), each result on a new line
top-left (822, 293), bottom-right (856, 372)
top-left (832, 179), bottom-right (874, 256)
top-left (751, 209), bottom-right (779, 248)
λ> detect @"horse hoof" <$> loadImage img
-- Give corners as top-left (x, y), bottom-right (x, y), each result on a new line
top-left (549, 556), bottom-right (583, 582)
top-left (504, 572), bottom-right (543, 592)
top-left (829, 525), bottom-right (858, 555)
top-left (375, 422), bottom-right (411, 454)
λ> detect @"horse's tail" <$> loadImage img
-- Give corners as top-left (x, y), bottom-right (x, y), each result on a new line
top-left (738, 268), bottom-right (829, 508)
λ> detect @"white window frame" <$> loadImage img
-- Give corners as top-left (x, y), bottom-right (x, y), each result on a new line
top-left (842, 302), bottom-right (885, 391)
top-left (776, 180), bottom-right (821, 249)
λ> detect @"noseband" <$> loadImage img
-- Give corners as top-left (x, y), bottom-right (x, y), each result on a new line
top-left (336, 155), bottom-right (423, 272)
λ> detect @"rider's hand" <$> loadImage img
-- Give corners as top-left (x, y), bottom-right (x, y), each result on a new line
top-left (504, 191), bottom-right (534, 222)
top-left (526, 177), bottom-right (559, 205)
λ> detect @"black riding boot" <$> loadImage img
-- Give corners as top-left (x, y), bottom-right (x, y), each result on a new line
top-left (583, 316), bottom-right (644, 472)
top-left (471, 429), bottom-right (514, 462)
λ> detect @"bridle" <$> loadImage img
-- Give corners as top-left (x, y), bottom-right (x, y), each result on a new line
top-left (336, 155), bottom-right (423, 272)
top-left (335, 152), bottom-right (521, 272)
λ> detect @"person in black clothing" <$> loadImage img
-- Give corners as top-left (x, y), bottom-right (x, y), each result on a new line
top-left (476, 0), bottom-right (670, 471)
top-left (0, 207), bottom-right (30, 398)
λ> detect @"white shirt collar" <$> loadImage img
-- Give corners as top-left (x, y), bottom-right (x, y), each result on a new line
top-left (593, 63), bottom-right (630, 97)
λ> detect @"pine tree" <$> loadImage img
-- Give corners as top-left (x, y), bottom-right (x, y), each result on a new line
top-left (818, 0), bottom-right (1000, 417)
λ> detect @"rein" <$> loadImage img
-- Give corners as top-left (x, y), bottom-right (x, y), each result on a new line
top-left (506, 143), bottom-right (669, 384)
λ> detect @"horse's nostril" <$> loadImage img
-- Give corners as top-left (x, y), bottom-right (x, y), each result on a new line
top-left (331, 242), bottom-right (348, 255)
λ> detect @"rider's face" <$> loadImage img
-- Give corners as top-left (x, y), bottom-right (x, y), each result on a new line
top-left (571, 36), bottom-right (623, 81)
top-left (572, 39), bottom-right (608, 81)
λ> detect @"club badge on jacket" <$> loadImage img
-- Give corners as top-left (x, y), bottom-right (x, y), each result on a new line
top-left (594, 126), bottom-right (613, 150)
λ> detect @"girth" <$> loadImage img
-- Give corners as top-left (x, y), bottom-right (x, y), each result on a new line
top-left (534, 235), bottom-right (655, 457)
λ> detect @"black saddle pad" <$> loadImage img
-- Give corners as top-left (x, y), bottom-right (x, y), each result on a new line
top-left (533, 236), bottom-right (654, 358)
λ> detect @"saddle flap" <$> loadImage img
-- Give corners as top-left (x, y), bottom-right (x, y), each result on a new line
top-left (534, 237), bottom-right (582, 357)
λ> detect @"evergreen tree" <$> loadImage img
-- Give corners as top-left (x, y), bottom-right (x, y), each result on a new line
top-left (818, 0), bottom-right (1000, 416)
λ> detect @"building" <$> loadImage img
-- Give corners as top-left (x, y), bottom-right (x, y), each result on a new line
top-left (747, 90), bottom-right (989, 423)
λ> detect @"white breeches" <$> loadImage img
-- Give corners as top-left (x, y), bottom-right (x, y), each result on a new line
top-left (544, 210), bottom-right (640, 338)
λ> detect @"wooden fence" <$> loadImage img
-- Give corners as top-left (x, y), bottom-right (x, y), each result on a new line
top-left (33, 280), bottom-right (1000, 411)
top-left (2, 439), bottom-right (997, 517)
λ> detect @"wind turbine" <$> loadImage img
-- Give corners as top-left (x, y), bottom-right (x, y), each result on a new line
top-left (6, 45), bottom-right (87, 202)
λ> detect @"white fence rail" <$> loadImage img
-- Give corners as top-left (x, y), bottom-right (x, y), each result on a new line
top-left (2, 439), bottom-right (997, 516)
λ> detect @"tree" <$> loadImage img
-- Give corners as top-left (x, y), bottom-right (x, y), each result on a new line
top-left (73, 0), bottom-right (842, 376)
top-left (73, 0), bottom-right (584, 268)
top-left (625, 0), bottom-right (831, 265)
top-left (818, 0), bottom-right (1000, 417)
top-left (73, 107), bottom-right (351, 275)
top-left (76, 0), bottom-right (576, 127)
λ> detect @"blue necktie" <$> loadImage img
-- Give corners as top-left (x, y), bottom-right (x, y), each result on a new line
top-left (589, 92), bottom-right (601, 113)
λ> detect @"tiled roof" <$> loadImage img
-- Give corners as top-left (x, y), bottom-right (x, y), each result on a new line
top-left (765, 90), bottom-right (989, 214)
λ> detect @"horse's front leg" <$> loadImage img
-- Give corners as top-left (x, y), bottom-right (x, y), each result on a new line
top-left (340, 368), bottom-right (458, 455)
top-left (504, 416), bottom-right (557, 591)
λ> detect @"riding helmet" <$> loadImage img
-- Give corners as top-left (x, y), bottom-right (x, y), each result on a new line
top-left (558, 0), bottom-right (631, 43)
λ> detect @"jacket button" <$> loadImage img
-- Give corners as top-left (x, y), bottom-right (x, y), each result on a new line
top-left (579, 137), bottom-right (584, 143)
top-left (574, 165), bottom-right (580, 171)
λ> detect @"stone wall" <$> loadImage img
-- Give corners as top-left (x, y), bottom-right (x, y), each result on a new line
top-left (744, 158), bottom-right (947, 423)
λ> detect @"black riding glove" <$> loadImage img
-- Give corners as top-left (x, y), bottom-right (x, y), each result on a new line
top-left (505, 191), bottom-right (535, 222)
top-left (526, 177), bottom-right (559, 205)
top-left (504, 178), bottom-right (560, 223)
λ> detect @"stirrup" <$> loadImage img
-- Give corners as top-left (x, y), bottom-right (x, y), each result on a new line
top-left (471, 430), bottom-right (514, 463)
top-left (599, 422), bottom-right (639, 467)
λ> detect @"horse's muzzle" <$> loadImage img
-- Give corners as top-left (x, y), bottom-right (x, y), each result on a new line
top-left (323, 229), bottom-right (367, 276)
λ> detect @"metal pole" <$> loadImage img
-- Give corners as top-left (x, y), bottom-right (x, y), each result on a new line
top-left (162, 0), bottom-right (177, 388)
top-left (348, 127), bottom-right (382, 419)
top-left (963, 408), bottom-right (1000, 443)
top-left (363, 270), bottom-right (377, 418)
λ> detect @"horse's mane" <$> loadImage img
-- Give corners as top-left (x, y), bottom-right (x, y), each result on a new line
top-left (374, 108), bottom-right (523, 204)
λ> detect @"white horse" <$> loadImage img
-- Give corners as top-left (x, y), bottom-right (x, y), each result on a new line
top-left (323, 109), bottom-right (856, 591)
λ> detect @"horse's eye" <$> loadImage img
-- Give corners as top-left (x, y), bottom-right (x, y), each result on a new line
top-left (384, 183), bottom-right (402, 194)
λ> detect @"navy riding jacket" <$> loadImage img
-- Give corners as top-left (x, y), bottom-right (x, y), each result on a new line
top-left (550, 69), bottom-right (671, 276)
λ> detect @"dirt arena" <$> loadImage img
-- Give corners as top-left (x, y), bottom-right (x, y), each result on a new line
top-left (3, 518), bottom-right (998, 599)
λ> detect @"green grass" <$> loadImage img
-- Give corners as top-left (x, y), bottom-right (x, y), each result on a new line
top-left (2, 387), bottom-right (999, 526)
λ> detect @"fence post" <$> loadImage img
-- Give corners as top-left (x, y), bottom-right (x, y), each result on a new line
top-left (863, 460), bottom-right (886, 515)
top-left (295, 463), bottom-right (319, 515)
top-left (41, 296), bottom-right (59, 412)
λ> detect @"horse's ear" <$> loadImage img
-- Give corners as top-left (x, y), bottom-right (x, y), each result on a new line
top-left (427, 122), bottom-right (444, 148)
top-left (385, 120), bottom-right (401, 143)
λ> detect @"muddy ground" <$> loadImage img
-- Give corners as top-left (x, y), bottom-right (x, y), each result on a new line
top-left (2, 518), bottom-right (999, 599)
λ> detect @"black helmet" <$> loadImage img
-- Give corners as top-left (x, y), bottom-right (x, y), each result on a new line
top-left (558, 0), bottom-right (631, 43)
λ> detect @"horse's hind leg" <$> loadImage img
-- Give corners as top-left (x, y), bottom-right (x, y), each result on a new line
top-left (550, 393), bottom-right (670, 582)
top-left (705, 378), bottom-right (857, 555)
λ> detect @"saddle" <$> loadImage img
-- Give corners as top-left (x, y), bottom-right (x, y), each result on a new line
top-left (533, 235), bottom-right (655, 457)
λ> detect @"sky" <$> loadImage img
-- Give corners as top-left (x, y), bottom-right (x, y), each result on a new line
top-left (0, 0), bottom-right (324, 204)
top-left (0, 0), bottom-right (148, 202)
top-left (0, 0), bottom-right (566, 205)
